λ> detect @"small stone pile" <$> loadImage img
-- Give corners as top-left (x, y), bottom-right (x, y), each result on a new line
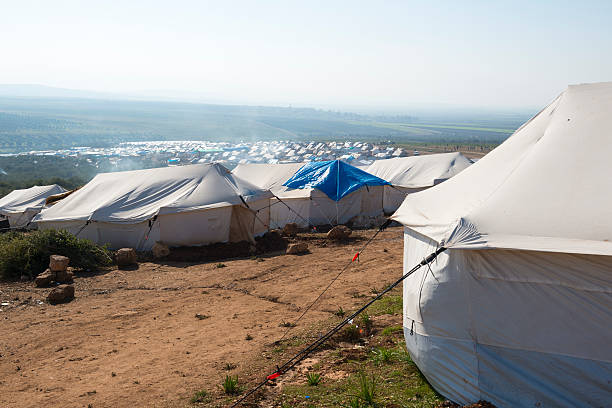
top-left (327, 225), bottom-right (352, 240)
top-left (286, 242), bottom-right (308, 255)
top-left (282, 223), bottom-right (299, 237)
top-left (35, 255), bottom-right (74, 288)
top-left (116, 248), bottom-right (138, 267)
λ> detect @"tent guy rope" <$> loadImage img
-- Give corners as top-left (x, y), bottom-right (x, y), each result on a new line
top-left (229, 245), bottom-right (447, 407)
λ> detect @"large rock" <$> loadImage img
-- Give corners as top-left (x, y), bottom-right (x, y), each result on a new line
top-left (55, 268), bottom-right (74, 283)
top-left (116, 248), bottom-right (137, 267)
top-left (34, 269), bottom-right (55, 288)
top-left (327, 225), bottom-right (352, 240)
top-left (282, 223), bottom-right (299, 237)
top-left (285, 242), bottom-right (309, 255)
top-left (49, 255), bottom-right (70, 272)
top-left (47, 284), bottom-right (75, 304)
top-left (152, 242), bottom-right (170, 259)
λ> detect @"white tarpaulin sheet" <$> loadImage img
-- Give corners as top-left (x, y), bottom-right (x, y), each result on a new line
top-left (392, 83), bottom-right (612, 407)
top-left (392, 82), bottom-right (612, 256)
top-left (0, 184), bottom-right (66, 228)
top-left (366, 153), bottom-right (471, 214)
top-left (35, 164), bottom-right (272, 249)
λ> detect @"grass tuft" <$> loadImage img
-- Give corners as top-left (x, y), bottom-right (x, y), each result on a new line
top-left (222, 375), bottom-right (240, 395)
top-left (306, 372), bottom-right (321, 386)
top-left (190, 389), bottom-right (208, 403)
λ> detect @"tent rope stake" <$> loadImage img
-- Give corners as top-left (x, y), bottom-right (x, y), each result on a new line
top-left (230, 246), bottom-right (447, 407)
top-left (277, 218), bottom-right (393, 343)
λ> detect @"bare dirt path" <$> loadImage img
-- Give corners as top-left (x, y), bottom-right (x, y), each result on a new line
top-left (0, 227), bottom-right (405, 408)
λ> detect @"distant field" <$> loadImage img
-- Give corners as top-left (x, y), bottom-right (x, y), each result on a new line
top-left (374, 122), bottom-right (515, 134)
top-left (0, 96), bottom-right (531, 153)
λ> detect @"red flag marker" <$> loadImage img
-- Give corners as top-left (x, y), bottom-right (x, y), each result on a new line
top-left (352, 252), bottom-right (360, 262)
top-left (267, 372), bottom-right (280, 380)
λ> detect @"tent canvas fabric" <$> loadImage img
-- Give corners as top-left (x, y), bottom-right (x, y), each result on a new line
top-left (35, 163), bottom-right (272, 250)
top-left (391, 82), bottom-right (612, 407)
top-left (366, 153), bottom-right (472, 213)
top-left (0, 184), bottom-right (66, 228)
top-left (233, 161), bottom-right (387, 228)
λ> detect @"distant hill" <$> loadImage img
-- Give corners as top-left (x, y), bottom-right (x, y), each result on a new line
top-left (0, 84), bottom-right (118, 100)
top-left (0, 87), bottom-right (532, 153)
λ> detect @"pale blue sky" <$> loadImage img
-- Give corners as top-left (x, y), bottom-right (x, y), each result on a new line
top-left (1, 0), bottom-right (611, 109)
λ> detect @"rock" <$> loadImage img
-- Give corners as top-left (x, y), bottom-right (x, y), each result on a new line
top-left (282, 223), bottom-right (299, 237)
top-left (327, 225), bottom-right (352, 240)
top-left (49, 255), bottom-right (70, 272)
top-left (47, 284), bottom-right (75, 304)
top-left (285, 242), bottom-right (308, 255)
top-left (152, 242), bottom-right (170, 259)
top-left (34, 269), bottom-right (55, 287)
top-left (56, 269), bottom-right (74, 283)
top-left (116, 248), bottom-right (137, 266)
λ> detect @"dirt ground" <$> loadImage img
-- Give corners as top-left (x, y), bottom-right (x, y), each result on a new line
top-left (0, 227), bottom-right (406, 408)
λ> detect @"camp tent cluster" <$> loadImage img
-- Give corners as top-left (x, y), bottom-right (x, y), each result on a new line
top-left (1, 155), bottom-right (469, 248)
top-left (391, 82), bottom-right (612, 407)
top-left (0, 184), bottom-right (66, 229)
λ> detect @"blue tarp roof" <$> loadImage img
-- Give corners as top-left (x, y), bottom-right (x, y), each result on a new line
top-left (283, 160), bottom-right (389, 201)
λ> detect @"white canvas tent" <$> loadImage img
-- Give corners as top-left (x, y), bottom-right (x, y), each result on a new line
top-left (0, 184), bottom-right (66, 229)
top-left (391, 82), bottom-right (612, 407)
top-left (35, 163), bottom-right (272, 250)
top-left (366, 153), bottom-right (472, 213)
top-left (233, 162), bottom-right (387, 228)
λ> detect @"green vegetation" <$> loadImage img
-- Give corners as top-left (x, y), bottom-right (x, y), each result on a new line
top-left (222, 375), bottom-right (240, 395)
top-left (276, 339), bottom-right (442, 407)
top-left (0, 229), bottom-right (112, 280)
top-left (368, 288), bottom-right (403, 316)
top-left (335, 306), bottom-right (346, 317)
top-left (353, 371), bottom-right (377, 406)
top-left (190, 389), bottom-right (210, 404)
top-left (306, 372), bottom-right (322, 386)
top-left (370, 347), bottom-right (396, 365)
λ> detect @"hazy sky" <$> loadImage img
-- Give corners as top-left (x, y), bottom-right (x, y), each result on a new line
top-left (1, 0), bottom-right (611, 110)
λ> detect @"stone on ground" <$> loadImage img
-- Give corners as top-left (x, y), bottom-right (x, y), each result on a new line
top-left (34, 269), bottom-right (55, 288)
top-left (55, 268), bottom-right (74, 283)
top-left (327, 225), bottom-right (352, 240)
top-left (116, 248), bottom-right (138, 266)
top-left (49, 255), bottom-right (70, 272)
top-left (282, 223), bottom-right (299, 237)
top-left (152, 242), bottom-right (170, 258)
top-left (286, 242), bottom-right (309, 255)
top-left (47, 284), bottom-right (75, 304)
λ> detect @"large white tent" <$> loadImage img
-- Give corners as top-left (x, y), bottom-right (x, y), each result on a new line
top-left (35, 163), bottom-right (272, 250)
top-left (366, 152), bottom-right (472, 213)
top-left (0, 184), bottom-right (66, 229)
top-left (233, 161), bottom-right (388, 228)
top-left (391, 82), bottom-right (612, 407)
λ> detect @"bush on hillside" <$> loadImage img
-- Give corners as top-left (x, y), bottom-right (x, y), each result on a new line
top-left (0, 229), bottom-right (112, 281)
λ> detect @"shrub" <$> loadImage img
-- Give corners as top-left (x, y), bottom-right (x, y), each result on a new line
top-left (0, 229), bottom-right (112, 280)
top-left (340, 324), bottom-right (361, 343)
top-left (360, 313), bottom-right (373, 336)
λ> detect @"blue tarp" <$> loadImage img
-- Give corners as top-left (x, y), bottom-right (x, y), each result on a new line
top-left (283, 160), bottom-right (389, 201)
